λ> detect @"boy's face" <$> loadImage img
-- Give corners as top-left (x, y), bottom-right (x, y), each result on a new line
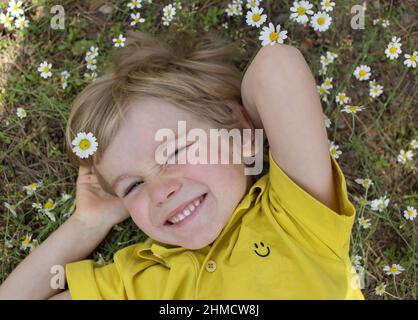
top-left (96, 96), bottom-right (252, 250)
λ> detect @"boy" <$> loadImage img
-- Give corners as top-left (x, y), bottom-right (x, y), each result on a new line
top-left (0, 30), bottom-right (364, 299)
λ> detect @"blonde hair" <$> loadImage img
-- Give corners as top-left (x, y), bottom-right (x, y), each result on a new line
top-left (65, 30), bottom-right (268, 196)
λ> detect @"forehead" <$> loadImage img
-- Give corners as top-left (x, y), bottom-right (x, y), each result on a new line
top-left (96, 97), bottom-right (202, 181)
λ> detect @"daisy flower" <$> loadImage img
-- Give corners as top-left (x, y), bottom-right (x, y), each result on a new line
top-left (289, 1), bottom-right (314, 25)
top-left (375, 283), bottom-right (386, 296)
top-left (85, 55), bottom-right (97, 71)
top-left (320, 0), bottom-right (335, 12)
top-left (38, 61), bottom-right (52, 79)
top-left (311, 11), bottom-right (332, 32)
top-left (14, 16), bottom-right (29, 29)
top-left (383, 264), bottom-right (404, 276)
top-left (225, 3), bottom-right (239, 17)
top-left (403, 51), bottom-right (417, 68)
top-left (353, 65), bottom-right (371, 81)
top-left (317, 84), bottom-right (330, 101)
top-left (323, 113), bottom-right (331, 128)
top-left (355, 178), bottom-right (373, 189)
top-left (409, 139), bottom-right (418, 150)
top-left (22, 182), bottom-right (42, 195)
top-left (321, 51), bottom-right (338, 68)
top-left (16, 107), bottom-right (27, 119)
top-left (385, 37), bottom-right (402, 60)
top-left (83, 72), bottom-right (98, 81)
top-left (245, 6), bottom-right (267, 28)
top-left (397, 149), bottom-right (414, 164)
top-left (322, 77), bottom-right (333, 90)
top-left (32, 202), bottom-right (42, 210)
top-left (86, 46), bottom-right (99, 58)
top-left (259, 23), bottom-right (288, 46)
top-left (71, 132), bottom-right (99, 159)
top-left (43, 198), bottom-right (56, 212)
top-left (370, 196), bottom-right (390, 212)
top-left (60, 70), bottom-right (70, 90)
top-left (245, 0), bottom-right (262, 10)
top-left (0, 12), bottom-right (14, 29)
top-left (342, 105), bottom-right (365, 114)
top-left (162, 4), bottom-right (176, 26)
top-left (403, 206), bottom-right (417, 221)
top-left (7, 1), bottom-right (24, 18)
top-left (20, 233), bottom-right (33, 250)
top-left (336, 92), bottom-right (350, 105)
top-left (127, 0), bottom-right (142, 10)
top-left (369, 81), bottom-right (384, 98)
top-left (351, 255), bottom-right (362, 269)
top-left (112, 34), bottom-right (126, 47)
top-left (353, 196), bottom-right (370, 207)
top-left (358, 216), bottom-right (371, 229)
top-left (329, 141), bottom-right (342, 159)
top-left (130, 12), bottom-right (145, 26)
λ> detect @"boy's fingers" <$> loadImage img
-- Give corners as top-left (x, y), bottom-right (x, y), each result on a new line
top-left (79, 166), bottom-right (92, 176)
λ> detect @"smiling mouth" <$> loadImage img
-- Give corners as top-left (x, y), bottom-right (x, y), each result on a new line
top-left (164, 193), bottom-right (208, 227)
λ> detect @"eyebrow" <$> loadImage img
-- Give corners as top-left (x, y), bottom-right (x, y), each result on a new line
top-left (110, 131), bottom-right (181, 193)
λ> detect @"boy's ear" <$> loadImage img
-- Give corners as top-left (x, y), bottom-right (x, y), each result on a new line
top-left (239, 105), bottom-right (258, 158)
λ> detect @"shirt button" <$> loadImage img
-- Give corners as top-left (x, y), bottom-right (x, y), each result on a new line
top-left (206, 260), bottom-right (217, 272)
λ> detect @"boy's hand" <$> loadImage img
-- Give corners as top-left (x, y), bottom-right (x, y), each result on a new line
top-left (72, 166), bottom-right (130, 231)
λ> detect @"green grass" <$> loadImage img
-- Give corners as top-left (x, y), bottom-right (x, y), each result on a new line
top-left (0, 0), bottom-right (417, 299)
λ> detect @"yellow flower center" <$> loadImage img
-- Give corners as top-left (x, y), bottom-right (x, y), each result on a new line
top-left (407, 210), bottom-right (413, 216)
top-left (23, 237), bottom-right (30, 244)
top-left (167, 9), bottom-right (172, 15)
top-left (45, 201), bottom-right (54, 209)
top-left (389, 47), bottom-right (397, 54)
top-left (359, 70), bottom-right (366, 77)
top-left (5, 16), bottom-right (11, 23)
top-left (253, 13), bottom-right (260, 22)
top-left (349, 106), bottom-right (357, 112)
top-left (28, 183), bottom-right (37, 190)
top-left (410, 55), bottom-right (416, 61)
top-left (79, 139), bottom-right (91, 150)
top-left (325, 1), bottom-right (331, 7)
top-left (317, 17), bottom-right (325, 25)
top-left (43, 66), bottom-right (49, 73)
top-left (330, 148), bottom-right (336, 155)
top-left (13, 5), bottom-right (19, 11)
top-left (390, 267), bottom-right (398, 273)
top-left (378, 203), bottom-right (384, 209)
top-left (270, 32), bottom-right (278, 42)
top-left (297, 7), bottom-right (306, 15)
top-left (116, 39), bottom-right (121, 44)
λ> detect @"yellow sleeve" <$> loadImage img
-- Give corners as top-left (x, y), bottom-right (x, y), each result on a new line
top-left (266, 148), bottom-right (356, 261)
top-left (65, 260), bottom-right (126, 300)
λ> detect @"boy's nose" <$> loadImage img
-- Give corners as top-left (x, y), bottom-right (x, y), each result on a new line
top-left (149, 178), bottom-right (182, 206)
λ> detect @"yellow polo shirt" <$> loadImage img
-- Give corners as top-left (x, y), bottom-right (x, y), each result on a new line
top-left (66, 149), bottom-right (365, 300)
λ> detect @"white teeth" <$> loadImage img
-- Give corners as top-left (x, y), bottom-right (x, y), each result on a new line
top-left (168, 195), bottom-right (205, 225)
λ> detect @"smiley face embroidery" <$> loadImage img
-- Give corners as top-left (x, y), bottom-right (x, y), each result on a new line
top-left (254, 241), bottom-right (270, 257)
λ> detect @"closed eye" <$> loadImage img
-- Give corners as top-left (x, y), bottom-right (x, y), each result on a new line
top-left (124, 181), bottom-right (143, 197)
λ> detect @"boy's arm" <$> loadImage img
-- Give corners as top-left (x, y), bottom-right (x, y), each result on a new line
top-left (241, 44), bottom-right (339, 213)
top-left (0, 215), bottom-right (111, 299)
